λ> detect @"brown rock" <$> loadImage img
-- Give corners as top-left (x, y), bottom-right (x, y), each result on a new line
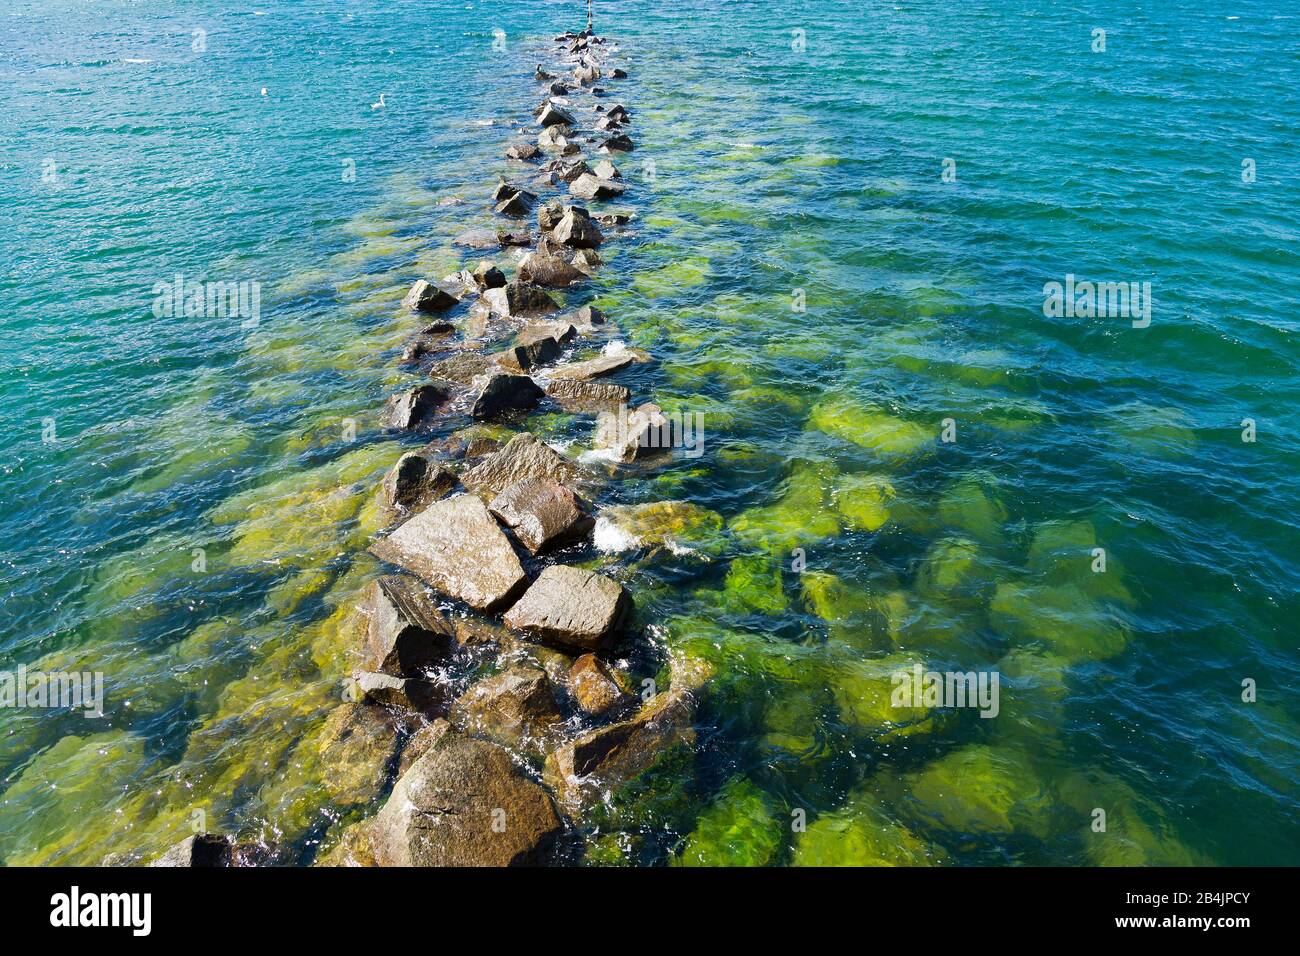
top-left (397, 719), bottom-right (452, 777)
top-left (517, 248), bottom-right (586, 287)
top-left (453, 228), bottom-right (499, 250)
top-left (369, 493), bottom-right (529, 612)
top-left (567, 654), bottom-right (633, 716)
top-left (461, 432), bottom-right (581, 500)
top-left (370, 734), bottom-right (564, 866)
top-left (315, 702), bottom-right (402, 804)
top-left (506, 142), bottom-right (541, 161)
top-left (489, 477), bottom-right (594, 553)
top-left (428, 351), bottom-right (494, 387)
top-left (353, 671), bottom-right (444, 713)
top-left (503, 565), bottom-right (632, 651)
top-left (594, 401), bottom-right (671, 462)
top-left (494, 191), bottom-right (534, 217)
top-left (472, 262), bottom-right (507, 289)
top-left (151, 834), bottom-right (233, 867)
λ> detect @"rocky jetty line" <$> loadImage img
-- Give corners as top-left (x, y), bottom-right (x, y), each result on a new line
top-left (155, 24), bottom-right (711, 868)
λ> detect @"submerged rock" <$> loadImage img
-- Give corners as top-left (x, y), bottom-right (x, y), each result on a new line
top-left (461, 432), bottom-right (581, 500)
top-left (489, 477), bottom-right (594, 554)
top-left (544, 378), bottom-right (629, 413)
top-left (792, 790), bottom-right (939, 866)
top-left (370, 734), bottom-right (564, 866)
top-left (450, 665), bottom-right (564, 755)
top-left (483, 281), bottom-right (560, 318)
top-left (403, 280), bottom-right (461, 313)
top-left (545, 684), bottom-right (695, 812)
top-left (470, 371), bottom-right (546, 420)
top-left (381, 452), bottom-right (456, 514)
top-left (503, 565), bottom-right (632, 651)
top-left (314, 701), bottom-right (403, 804)
top-left (369, 493), bottom-right (529, 612)
top-left (567, 653), bottom-right (633, 716)
top-left (362, 575), bottom-right (456, 676)
top-left (385, 383), bottom-right (452, 430)
top-left (593, 501), bottom-right (725, 554)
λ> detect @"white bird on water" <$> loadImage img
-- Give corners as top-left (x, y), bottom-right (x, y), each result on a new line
top-left (371, 93), bottom-right (386, 110)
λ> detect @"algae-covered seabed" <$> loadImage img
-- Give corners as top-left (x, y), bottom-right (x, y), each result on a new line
top-left (2, 0), bottom-right (1298, 866)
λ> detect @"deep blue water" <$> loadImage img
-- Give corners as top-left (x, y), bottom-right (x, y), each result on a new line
top-left (0, 0), bottom-right (1297, 865)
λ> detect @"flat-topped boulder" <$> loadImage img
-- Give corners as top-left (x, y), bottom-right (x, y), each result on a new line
top-left (428, 351), bottom-right (494, 387)
top-left (381, 452), bottom-right (456, 514)
top-left (461, 432), bottom-right (581, 500)
top-left (369, 493), bottom-right (529, 612)
top-left (569, 172), bottom-right (625, 201)
top-left (370, 734), bottom-right (564, 866)
top-left (544, 378), bottom-right (630, 413)
top-left (548, 352), bottom-right (635, 381)
top-left (362, 575), bottom-right (457, 676)
top-left (450, 665), bottom-right (564, 756)
top-left (521, 319), bottom-right (578, 345)
top-left (385, 383), bottom-right (452, 430)
top-left (403, 280), bottom-right (461, 313)
top-left (489, 477), bottom-right (594, 554)
top-left (483, 281), bottom-right (559, 318)
top-left (471, 371), bottom-right (546, 420)
top-left (503, 565), bottom-right (632, 651)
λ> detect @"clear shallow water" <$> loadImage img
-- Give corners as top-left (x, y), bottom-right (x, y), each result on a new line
top-left (1, 0), bottom-right (1297, 865)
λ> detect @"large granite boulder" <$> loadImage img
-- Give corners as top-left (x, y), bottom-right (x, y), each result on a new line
top-left (537, 102), bottom-right (576, 127)
top-left (369, 494), bottom-right (529, 612)
top-left (592, 159), bottom-right (621, 180)
top-left (450, 665), bottom-right (563, 755)
top-left (471, 371), bottom-right (546, 420)
top-left (315, 701), bottom-right (403, 804)
top-left (503, 565), bottom-right (632, 651)
top-left (506, 142), bottom-right (541, 161)
top-left (569, 172), bottom-right (625, 201)
top-left (362, 575), bottom-right (457, 676)
top-left (403, 280), bottom-right (461, 313)
top-left (489, 477), bottom-right (594, 554)
top-left (353, 671), bottom-right (443, 713)
top-left (370, 734), bottom-right (565, 866)
top-left (461, 433), bottom-right (581, 500)
top-left (600, 133), bottom-right (635, 153)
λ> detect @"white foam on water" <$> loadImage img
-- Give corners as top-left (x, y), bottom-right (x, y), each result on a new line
top-left (592, 515), bottom-right (639, 553)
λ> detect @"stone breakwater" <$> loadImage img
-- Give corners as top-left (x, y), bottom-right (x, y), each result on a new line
top-left (151, 25), bottom-right (712, 868)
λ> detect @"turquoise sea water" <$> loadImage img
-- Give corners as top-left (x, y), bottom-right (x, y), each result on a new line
top-left (1, 0), bottom-right (1297, 865)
